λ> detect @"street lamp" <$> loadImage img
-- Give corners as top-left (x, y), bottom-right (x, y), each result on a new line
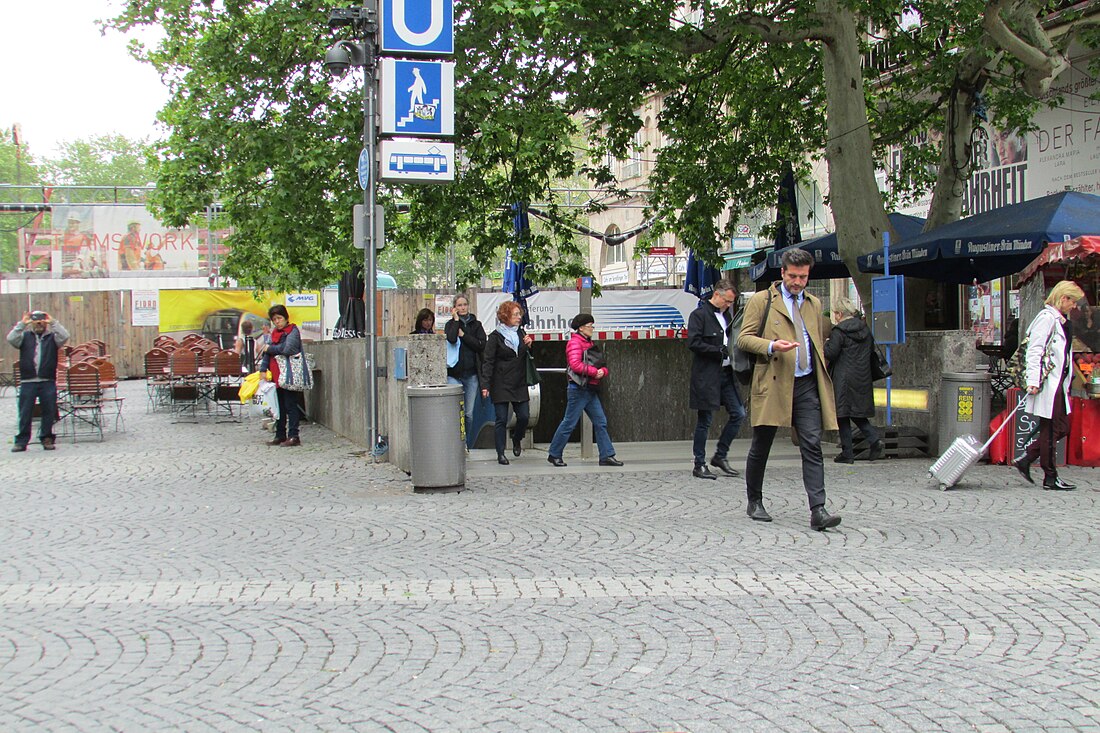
top-left (325, 3), bottom-right (381, 453)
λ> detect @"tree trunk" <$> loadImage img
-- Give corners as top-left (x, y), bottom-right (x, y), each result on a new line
top-left (924, 51), bottom-right (990, 231)
top-left (817, 0), bottom-right (891, 307)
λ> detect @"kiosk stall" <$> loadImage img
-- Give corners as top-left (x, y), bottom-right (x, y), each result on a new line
top-left (1016, 236), bottom-right (1100, 466)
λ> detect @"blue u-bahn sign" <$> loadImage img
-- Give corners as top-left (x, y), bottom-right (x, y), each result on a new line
top-left (380, 0), bottom-right (454, 56)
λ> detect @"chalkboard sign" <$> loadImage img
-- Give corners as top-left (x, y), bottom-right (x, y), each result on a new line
top-left (1012, 407), bottom-right (1066, 465)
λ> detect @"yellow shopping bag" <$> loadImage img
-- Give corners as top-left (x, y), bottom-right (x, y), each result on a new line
top-left (238, 371), bottom-right (262, 403)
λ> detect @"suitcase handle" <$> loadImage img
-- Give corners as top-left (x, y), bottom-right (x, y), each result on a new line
top-left (980, 396), bottom-right (1027, 453)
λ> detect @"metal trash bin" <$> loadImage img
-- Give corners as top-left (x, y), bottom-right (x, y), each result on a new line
top-left (938, 372), bottom-right (991, 453)
top-left (407, 384), bottom-right (466, 490)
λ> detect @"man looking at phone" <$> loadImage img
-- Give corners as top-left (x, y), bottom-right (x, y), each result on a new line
top-left (8, 311), bottom-right (70, 452)
top-left (736, 249), bottom-right (842, 530)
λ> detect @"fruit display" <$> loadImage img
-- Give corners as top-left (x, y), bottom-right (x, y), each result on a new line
top-left (1075, 352), bottom-right (1099, 380)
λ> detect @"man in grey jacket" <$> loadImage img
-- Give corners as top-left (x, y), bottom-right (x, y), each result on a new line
top-left (9, 311), bottom-right (70, 451)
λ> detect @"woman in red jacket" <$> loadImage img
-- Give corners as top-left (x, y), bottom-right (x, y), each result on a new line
top-left (546, 313), bottom-right (622, 467)
top-left (257, 304), bottom-right (303, 447)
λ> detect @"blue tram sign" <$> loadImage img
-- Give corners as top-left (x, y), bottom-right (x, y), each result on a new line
top-left (380, 0), bottom-right (454, 56)
top-left (379, 139), bottom-right (455, 184)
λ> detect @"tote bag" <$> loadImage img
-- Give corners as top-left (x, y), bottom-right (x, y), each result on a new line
top-left (275, 352), bottom-right (313, 391)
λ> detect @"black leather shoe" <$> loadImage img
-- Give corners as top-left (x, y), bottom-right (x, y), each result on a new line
top-left (512, 439), bottom-right (522, 457)
top-left (1043, 477), bottom-right (1076, 491)
top-left (869, 440), bottom-right (885, 461)
top-left (746, 500), bottom-right (773, 522)
top-left (11, 444), bottom-right (26, 453)
top-left (810, 506), bottom-right (842, 531)
top-left (833, 454), bottom-right (854, 464)
top-left (692, 464), bottom-right (717, 480)
top-left (709, 456), bottom-right (740, 477)
top-left (547, 455), bottom-right (567, 467)
top-left (1014, 458), bottom-right (1035, 484)
top-left (497, 455), bottom-right (510, 465)
top-left (599, 457), bottom-right (624, 466)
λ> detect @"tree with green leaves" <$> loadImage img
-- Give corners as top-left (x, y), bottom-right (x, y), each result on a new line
top-left (0, 132), bottom-right (44, 271)
top-left (108, 0), bottom-right (1100, 301)
top-left (42, 134), bottom-right (156, 192)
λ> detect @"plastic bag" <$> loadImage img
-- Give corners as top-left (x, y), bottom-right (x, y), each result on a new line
top-left (257, 381), bottom-right (280, 420)
top-left (238, 371), bottom-right (262, 403)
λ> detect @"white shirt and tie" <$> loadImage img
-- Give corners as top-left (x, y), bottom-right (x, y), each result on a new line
top-left (768, 283), bottom-right (813, 377)
top-left (714, 308), bottom-right (731, 368)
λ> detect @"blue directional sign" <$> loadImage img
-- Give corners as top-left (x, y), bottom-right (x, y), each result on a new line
top-left (380, 0), bottom-right (454, 56)
top-left (380, 59), bottom-right (454, 137)
top-left (357, 149), bottom-right (370, 190)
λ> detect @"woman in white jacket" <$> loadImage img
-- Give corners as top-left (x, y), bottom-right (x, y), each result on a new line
top-left (1014, 280), bottom-right (1085, 490)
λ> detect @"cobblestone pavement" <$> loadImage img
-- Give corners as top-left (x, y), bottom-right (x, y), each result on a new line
top-left (3, 380), bottom-right (1100, 732)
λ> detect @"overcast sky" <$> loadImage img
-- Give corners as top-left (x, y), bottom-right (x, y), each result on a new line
top-left (0, 0), bottom-right (169, 160)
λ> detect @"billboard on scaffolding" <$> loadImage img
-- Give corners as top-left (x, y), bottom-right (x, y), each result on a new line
top-left (43, 205), bottom-right (229, 277)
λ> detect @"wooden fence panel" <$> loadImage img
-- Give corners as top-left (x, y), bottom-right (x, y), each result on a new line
top-left (381, 289), bottom-right (460, 337)
top-left (0, 291), bottom-right (156, 378)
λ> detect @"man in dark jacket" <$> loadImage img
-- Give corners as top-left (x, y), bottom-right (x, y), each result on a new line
top-left (688, 278), bottom-right (746, 479)
top-left (8, 311), bottom-right (70, 452)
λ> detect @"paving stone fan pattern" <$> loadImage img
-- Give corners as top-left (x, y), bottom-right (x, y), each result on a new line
top-left (2, 381), bottom-right (1100, 731)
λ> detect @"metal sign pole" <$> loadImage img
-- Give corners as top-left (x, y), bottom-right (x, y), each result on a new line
top-left (883, 231), bottom-right (892, 426)
top-left (363, 0), bottom-right (379, 452)
top-left (579, 279), bottom-right (594, 459)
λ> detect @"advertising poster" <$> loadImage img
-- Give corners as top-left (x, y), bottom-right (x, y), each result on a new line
top-left (963, 279), bottom-right (1004, 345)
top-left (435, 294), bottom-right (454, 326)
top-left (158, 290), bottom-right (323, 347)
top-left (887, 121), bottom-right (1028, 220)
top-left (886, 51), bottom-right (1100, 221)
top-left (49, 204), bottom-right (230, 277)
top-left (131, 289), bottom-right (160, 327)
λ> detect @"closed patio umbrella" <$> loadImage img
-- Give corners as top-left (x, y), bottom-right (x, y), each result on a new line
top-left (684, 249), bottom-right (723, 299)
top-left (334, 266), bottom-right (365, 339)
top-left (505, 203), bottom-right (539, 326)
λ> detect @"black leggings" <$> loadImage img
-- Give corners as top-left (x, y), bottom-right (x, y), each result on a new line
top-left (494, 401), bottom-right (530, 456)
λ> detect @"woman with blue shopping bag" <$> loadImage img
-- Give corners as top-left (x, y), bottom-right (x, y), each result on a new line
top-left (444, 295), bottom-right (486, 432)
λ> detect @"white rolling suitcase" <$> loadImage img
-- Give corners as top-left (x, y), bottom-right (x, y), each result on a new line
top-left (928, 398), bottom-right (1025, 490)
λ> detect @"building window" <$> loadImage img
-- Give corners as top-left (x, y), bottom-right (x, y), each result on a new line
top-left (604, 225), bottom-right (625, 266)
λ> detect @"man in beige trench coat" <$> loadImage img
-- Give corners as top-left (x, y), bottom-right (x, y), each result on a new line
top-left (736, 248), bottom-right (842, 530)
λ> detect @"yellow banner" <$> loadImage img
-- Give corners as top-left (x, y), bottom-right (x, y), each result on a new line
top-left (159, 290), bottom-right (321, 333)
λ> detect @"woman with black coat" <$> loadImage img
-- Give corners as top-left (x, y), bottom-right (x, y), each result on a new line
top-left (444, 294), bottom-right (487, 431)
top-left (480, 300), bottom-right (534, 465)
top-left (823, 298), bottom-right (884, 463)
